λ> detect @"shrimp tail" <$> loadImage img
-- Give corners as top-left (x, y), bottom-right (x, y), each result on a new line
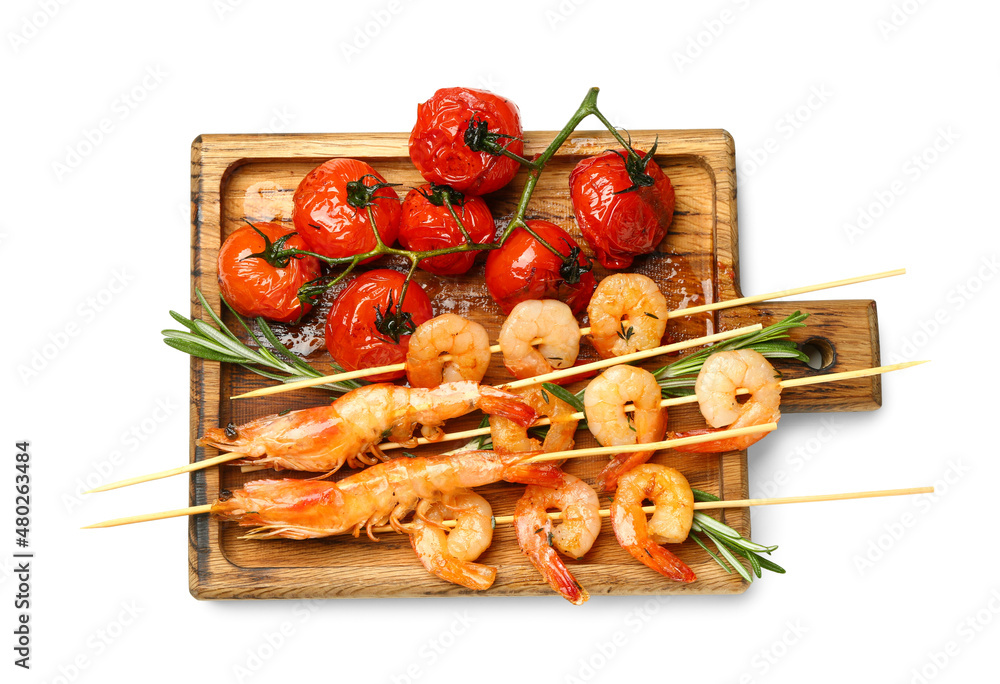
top-left (501, 456), bottom-right (566, 488)
top-left (412, 550), bottom-right (498, 591)
top-left (669, 417), bottom-right (779, 453)
top-left (628, 541), bottom-right (697, 583)
top-left (595, 451), bottom-right (653, 492)
top-left (668, 429), bottom-right (720, 453)
top-left (408, 516), bottom-right (498, 591)
top-left (478, 387), bottom-right (538, 427)
top-left (526, 542), bottom-right (589, 605)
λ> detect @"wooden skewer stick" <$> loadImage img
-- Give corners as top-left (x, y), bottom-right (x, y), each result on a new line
top-left (85, 454), bottom-right (239, 494)
top-left (94, 326), bottom-right (761, 490)
top-left (661, 267), bottom-right (904, 318)
top-left (240, 418), bottom-right (773, 473)
top-left (82, 505), bottom-right (213, 529)
top-left (239, 359), bottom-right (925, 471)
top-left (370, 486), bottom-right (935, 532)
top-left (372, 359), bottom-right (929, 452)
top-left (232, 326), bottom-right (758, 473)
top-left (83, 484), bottom-right (933, 531)
top-left (231, 268), bottom-right (906, 399)
top-left (661, 359), bottom-right (929, 407)
top-left (232, 323), bottom-right (760, 400)
top-left (243, 422), bottom-right (778, 472)
top-left (101, 357), bottom-right (926, 488)
top-left (82, 424), bottom-right (774, 528)
top-left (94, 418), bottom-right (770, 496)
top-left (690, 486), bottom-right (935, 509)
top-left (500, 324), bottom-right (762, 390)
top-left (524, 422), bottom-right (776, 463)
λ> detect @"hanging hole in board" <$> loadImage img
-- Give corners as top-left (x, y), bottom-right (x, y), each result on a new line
top-left (799, 337), bottom-right (836, 371)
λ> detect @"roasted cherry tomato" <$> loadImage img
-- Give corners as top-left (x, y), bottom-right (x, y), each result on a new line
top-left (293, 158), bottom-right (401, 262)
top-left (217, 222), bottom-right (322, 323)
top-left (324, 269), bottom-right (433, 381)
top-left (484, 220), bottom-right (596, 315)
top-left (569, 146), bottom-right (675, 270)
top-left (409, 87), bottom-right (523, 195)
top-left (397, 184), bottom-right (495, 276)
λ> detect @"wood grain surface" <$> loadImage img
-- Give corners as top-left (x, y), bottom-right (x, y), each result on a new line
top-left (188, 130), bottom-right (881, 600)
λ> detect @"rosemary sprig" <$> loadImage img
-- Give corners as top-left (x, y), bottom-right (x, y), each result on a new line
top-left (161, 288), bottom-right (363, 394)
top-left (540, 383), bottom-right (586, 413)
top-left (653, 312), bottom-right (811, 397)
top-left (690, 488), bottom-right (785, 582)
top-left (469, 414), bottom-right (493, 450)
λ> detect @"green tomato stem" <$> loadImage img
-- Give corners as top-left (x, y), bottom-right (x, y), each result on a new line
top-left (502, 87), bottom-right (602, 242)
top-left (397, 258), bottom-right (420, 311)
top-left (288, 87), bottom-right (621, 304)
top-left (496, 144), bottom-right (539, 169)
top-left (290, 200), bottom-right (499, 304)
top-left (367, 205), bottom-right (389, 250)
top-left (443, 195), bottom-right (474, 244)
top-left (589, 108), bottom-right (634, 154)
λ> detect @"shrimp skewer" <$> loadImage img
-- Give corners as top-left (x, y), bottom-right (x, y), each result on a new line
top-left (671, 350), bottom-right (782, 453)
top-left (198, 381), bottom-right (537, 474)
top-left (89, 376), bottom-right (779, 494)
top-left (498, 300), bottom-right (581, 379)
top-left (405, 314), bottom-right (492, 387)
top-left (513, 471), bottom-right (601, 604)
top-left (369, 359), bottom-right (925, 456)
top-left (584, 352), bottom-right (780, 490)
top-left (211, 450), bottom-right (563, 542)
top-left (87, 483), bottom-right (934, 531)
top-left (410, 492), bottom-right (497, 591)
top-left (584, 365), bottom-right (666, 492)
top-left (217, 461), bottom-right (687, 589)
top-left (229, 325), bottom-right (764, 478)
top-left (144, 427), bottom-right (781, 544)
top-left (87, 469), bottom-right (934, 594)
top-left (610, 464), bottom-right (696, 583)
top-left (233, 268), bottom-right (905, 399)
top-left (587, 274), bottom-right (669, 359)
top-left (213, 450), bottom-right (563, 590)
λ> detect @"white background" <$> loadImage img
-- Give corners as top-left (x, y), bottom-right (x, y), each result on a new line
top-left (2, 1), bottom-right (998, 682)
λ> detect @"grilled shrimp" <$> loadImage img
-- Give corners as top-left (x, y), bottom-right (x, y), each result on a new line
top-left (211, 450), bottom-right (563, 541)
top-left (586, 274), bottom-right (668, 358)
top-left (610, 464), bottom-right (696, 583)
top-left (491, 387), bottom-right (578, 454)
top-left (406, 314), bottom-right (492, 388)
top-left (409, 492), bottom-right (496, 591)
top-left (584, 365), bottom-right (666, 492)
top-left (514, 471), bottom-right (601, 604)
top-left (672, 350), bottom-right (782, 453)
top-left (198, 381), bottom-right (537, 473)
top-left (498, 299), bottom-right (581, 379)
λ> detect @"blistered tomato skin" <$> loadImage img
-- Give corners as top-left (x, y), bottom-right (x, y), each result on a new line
top-left (217, 222), bottom-right (322, 324)
top-left (397, 185), bottom-right (495, 276)
top-left (292, 158), bottom-right (401, 263)
top-left (484, 220), bottom-right (596, 315)
top-left (569, 150), bottom-right (675, 270)
top-left (324, 270), bottom-right (434, 382)
top-left (409, 87), bottom-right (523, 195)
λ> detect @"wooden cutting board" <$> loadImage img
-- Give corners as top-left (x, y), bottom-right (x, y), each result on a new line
top-left (187, 130), bottom-right (881, 600)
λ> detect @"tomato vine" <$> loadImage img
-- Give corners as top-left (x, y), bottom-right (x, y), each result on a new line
top-left (276, 87), bottom-right (635, 316)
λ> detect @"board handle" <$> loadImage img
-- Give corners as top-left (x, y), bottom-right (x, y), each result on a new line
top-left (716, 300), bottom-right (881, 413)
